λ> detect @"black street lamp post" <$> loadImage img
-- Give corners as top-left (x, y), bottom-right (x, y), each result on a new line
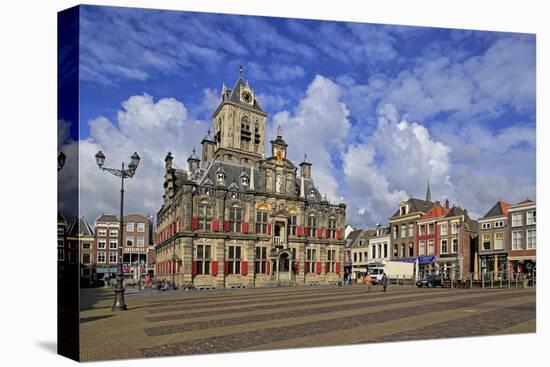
top-left (455, 220), bottom-right (462, 287)
top-left (95, 150), bottom-right (140, 311)
top-left (58, 151), bottom-right (66, 171)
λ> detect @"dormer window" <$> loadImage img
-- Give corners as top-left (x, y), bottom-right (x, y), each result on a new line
top-left (241, 176), bottom-right (248, 188)
top-left (400, 204), bottom-right (408, 216)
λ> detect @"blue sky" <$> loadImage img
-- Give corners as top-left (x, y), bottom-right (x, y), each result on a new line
top-left (61, 4), bottom-right (536, 227)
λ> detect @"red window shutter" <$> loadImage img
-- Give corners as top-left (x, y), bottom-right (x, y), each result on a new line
top-left (297, 226), bottom-right (302, 237)
top-left (223, 220), bottom-right (230, 232)
top-left (191, 260), bottom-right (198, 276)
top-left (267, 223), bottom-right (271, 235)
top-left (317, 228), bottom-right (323, 239)
top-left (224, 261), bottom-right (229, 275)
top-left (242, 222), bottom-right (249, 234)
top-left (296, 261), bottom-right (300, 274)
top-left (316, 261), bottom-right (322, 274)
top-left (266, 260), bottom-right (271, 274)
top-left (304, 261), bottom-right (308, 274)
top-left (173, 222), bottom-right (176, 234)
top-left (336, 261), bottom-right (341, 274)
top-left (211, 219), bottom-right (219, 232)
top-left (305, 228), bottom-right (310, 237)
top-left (336, 230), bottom-right (342, 240)
top-left (326, 228), bottom-right (330, 239)
top-left (191, 217), bottom-right (199, 231)
top-left (241, 260), bottom-right (248, 276)
top-left (212, 261), bottom-right (218, 276)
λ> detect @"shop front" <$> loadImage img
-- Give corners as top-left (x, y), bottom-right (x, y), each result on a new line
top-left (122, 248), bottom-right (148, 281)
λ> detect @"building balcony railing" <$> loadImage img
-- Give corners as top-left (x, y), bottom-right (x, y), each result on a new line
top-left (273, 236), bottom-right (286, 248)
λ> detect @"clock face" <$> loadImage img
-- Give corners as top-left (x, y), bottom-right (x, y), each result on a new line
top-left (241, 91), bottom-right (252, 104)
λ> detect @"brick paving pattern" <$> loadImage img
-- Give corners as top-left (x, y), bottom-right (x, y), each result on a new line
top-left (79, 285), bottom-right (536, 361)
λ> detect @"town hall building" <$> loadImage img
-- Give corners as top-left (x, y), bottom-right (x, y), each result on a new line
top-left (154, 68), bottom-right (347, 288)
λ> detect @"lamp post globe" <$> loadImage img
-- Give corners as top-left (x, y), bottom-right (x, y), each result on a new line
top-left (58, 151), bottom-right (66, 171)
top-left (131, 152), bottom-right (140, 168)
top-left (95, 150), bottom-right (105, 168)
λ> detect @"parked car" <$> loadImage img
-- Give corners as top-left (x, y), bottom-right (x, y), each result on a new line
top-left (416, 275), bottom-right (442, 288)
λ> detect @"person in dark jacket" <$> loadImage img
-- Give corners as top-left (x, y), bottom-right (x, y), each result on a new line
top-left (381, 273), bottom-right (389, 292)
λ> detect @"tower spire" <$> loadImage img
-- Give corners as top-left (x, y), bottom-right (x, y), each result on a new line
top-left (239, 64), bottom-right (243, 79)
top-left (426, 179), bottom-right (431, 203)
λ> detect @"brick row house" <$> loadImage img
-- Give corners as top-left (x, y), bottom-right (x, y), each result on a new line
top-left (477, 201), bottom-right (509, 277)
top-left (389, 193), bottom-right (435, 262)
top-left (154, 71), bottom-right (346, 288)
top-left (508, 200), bottom-right (536, 274)
top-left (416, 200), bottom-right (449, 277)
top-left (93, 214), bottom-right (152, 282)
top-left (93, 214), bottom-right (120, 280)
top-left (434, 206), bottom-right (479, 280)
top-left (475, 199), bottom-right (536, 278)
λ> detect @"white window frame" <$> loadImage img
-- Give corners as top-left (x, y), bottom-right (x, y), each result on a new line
top-left (97, 239), bottom-right (106, 249)
top-left (427, 239), bottom-right (434, 255)
top-left (97, 228), bottom-right (107, 237)
top-left (400, 224), bottom-right (406, 239)
top-left (137, 222), bottom-right (145, 232)
top-left (408, 223), bottom-right (414, 237)
top-left (481, 222), bottom-right (491, 230)
top-left (451, 238), bottom-right (458, 253)
top-left (494, 232), bottom-right (504, 250)
top-left (137, 236), bottom-right (145, 247)
top-left (451, 222), bottom-right (458, 235)
top-left (82, 242), bottom-right (92, 250)
top-left (440, 224), bottom-right (448, 236)
top-left (494, 221), bottom-right (504, 228)
top-left (512, 230), bottom-right (523, 250)
top-left (109, 239), bottom-right (118, 250)
top-left (57, 239), bottom-right (64, 248)
top-left (126, 236), bottom-right (134, 247)
top-left (127, 222), bottom-right (135, 232)
top-left (440, 239), bottom-right (448, 254)
top-left (58, 248), bottom-right (64, 261)
top-left (109, 229), bottom-right (118, 237)
top-left (527, 211), bottom-right (536, 225)
top-left (109, 252), bottom-right (117, 264)
top-left (512, 213), bottom-right (523, 227)
top-left (482, 234), bottom-right (491, 251)
top-left (97, 251), bottom-right (106, 263)
top-left (428, 223), bottom-right (434, 235)
top-left (527, 229), bottom-right (536, 249)
top-left (419, 240), bottom-right (426, 256)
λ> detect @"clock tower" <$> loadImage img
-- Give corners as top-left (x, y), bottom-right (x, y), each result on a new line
top-left (211, 66), bottom-right (267, 166)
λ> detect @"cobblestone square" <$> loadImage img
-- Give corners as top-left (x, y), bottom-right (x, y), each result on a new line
top-left (79, 285), bottom-right (536, 361)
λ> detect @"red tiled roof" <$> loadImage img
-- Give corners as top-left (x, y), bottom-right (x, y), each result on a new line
top-left (421, 204), bottom-right (449, 219)
top-left (517, 199), bottom-right (533, 205)
top-left (499, 201), bottom-right (510, 215)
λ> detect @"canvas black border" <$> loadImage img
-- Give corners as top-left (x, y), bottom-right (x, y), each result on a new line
top-left (57, 5), bottom-right (80, 362)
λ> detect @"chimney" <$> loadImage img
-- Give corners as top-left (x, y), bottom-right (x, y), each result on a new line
top-left (299, 153), bottom-right (312, 179)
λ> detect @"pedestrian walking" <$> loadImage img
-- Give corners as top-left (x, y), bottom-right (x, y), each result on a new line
top-left (381, 273), bottom-right (388, 292)
top-left (364, 273), bottom-right (372, 292)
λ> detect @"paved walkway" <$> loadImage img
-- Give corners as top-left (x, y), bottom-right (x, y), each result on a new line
top-left (79, 285), bottom-right (536, 361)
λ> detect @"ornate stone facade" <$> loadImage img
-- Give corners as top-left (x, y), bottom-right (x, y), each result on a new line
top-left (154, 71), bottom-right (347, 288)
